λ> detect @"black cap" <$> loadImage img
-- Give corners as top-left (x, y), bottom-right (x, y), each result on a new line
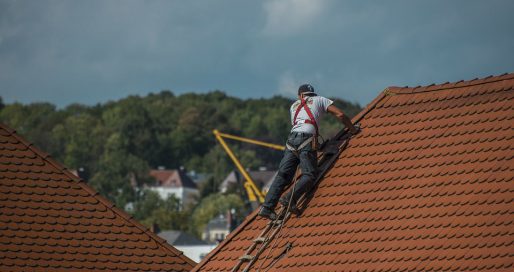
top-left (298, 84), bottom-right (315, 95)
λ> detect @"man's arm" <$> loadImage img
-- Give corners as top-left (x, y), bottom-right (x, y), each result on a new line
top-left (327, 105), bottom-right (358, 134)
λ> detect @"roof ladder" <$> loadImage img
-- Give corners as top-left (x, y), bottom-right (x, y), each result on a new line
top-left (231, 207), bottom-right (292, 272)
top-left (253, 237), bottom-right (266, 243)
top-left (231, 132), bottom-right (352, 272)
top-left (239, 255), bottom-right (254, 261)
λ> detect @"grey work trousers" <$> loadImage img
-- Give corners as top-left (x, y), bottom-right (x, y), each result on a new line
top-left (262, 131), bottom-right (317, 210)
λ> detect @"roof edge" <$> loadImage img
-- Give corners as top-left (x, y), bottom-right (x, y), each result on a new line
top-left (352, 89), bottom-right (389, 124)
top-left (0, 123), bottom-right (197, 268)
top-left (386, 72), bottom-right (514, 95)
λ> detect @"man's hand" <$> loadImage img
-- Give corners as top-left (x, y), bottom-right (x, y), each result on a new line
top-left (348, 123), bottom-right (360, 136)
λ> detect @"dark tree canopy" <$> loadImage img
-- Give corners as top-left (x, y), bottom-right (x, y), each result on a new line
top-left (0, 91), bottom-right (361, 235)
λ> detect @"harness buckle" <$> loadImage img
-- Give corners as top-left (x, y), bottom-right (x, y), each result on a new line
top-left (286, 136), bottom-right (317, 155)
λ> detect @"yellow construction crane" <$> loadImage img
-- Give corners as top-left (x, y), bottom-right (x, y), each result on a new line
top-left (213, 129), bottom-right (284, 205)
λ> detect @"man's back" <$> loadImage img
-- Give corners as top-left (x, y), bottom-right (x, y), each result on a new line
top-left (290, 95), bottom-right (333, 134)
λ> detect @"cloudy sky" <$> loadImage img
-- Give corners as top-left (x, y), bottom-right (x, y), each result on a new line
top-left (1, 0), bottom-right (513, 107)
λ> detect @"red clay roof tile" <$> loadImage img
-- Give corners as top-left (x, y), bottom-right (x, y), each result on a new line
top-left (0, 123), bottom-right (196, 271)
top-left (193, 72), bottom-right (514, 271)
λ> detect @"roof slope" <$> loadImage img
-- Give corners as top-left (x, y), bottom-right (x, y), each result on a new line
top-left (193, 73), bottom-right (514, 272)
top-left (0, 124), bottom-right (196, 271)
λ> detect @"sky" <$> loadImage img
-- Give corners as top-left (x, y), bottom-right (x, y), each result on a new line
top-left (1, 0), bottom-right (513, 108)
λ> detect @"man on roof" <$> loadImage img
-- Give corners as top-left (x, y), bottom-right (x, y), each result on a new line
top-left (258, 84), bottom-right (359, 220)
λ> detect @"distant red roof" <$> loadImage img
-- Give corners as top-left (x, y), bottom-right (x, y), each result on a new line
top-left (0, 124), bottom-right (196, 271)
top-left (150, 169), bottom-right (197, 189)
top-left (193, 73), bottom-right (514, 271)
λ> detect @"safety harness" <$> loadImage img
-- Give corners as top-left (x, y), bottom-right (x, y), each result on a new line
top-left (286, 97), bottom-right (319, 154)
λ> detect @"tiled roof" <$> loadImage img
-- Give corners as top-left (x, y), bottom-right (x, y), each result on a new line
top-left (150, 169), bottom-right (197, 189)
top-left (193, 73), bottom-right (514, 272)
top-left (0, 124), bottom-right (196, 271)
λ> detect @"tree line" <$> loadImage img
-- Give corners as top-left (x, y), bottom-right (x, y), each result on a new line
top-left (0, 92), bottom-right (361, 237)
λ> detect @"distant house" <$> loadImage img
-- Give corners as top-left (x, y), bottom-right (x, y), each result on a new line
top-left (159, 230), bottom-right (207, 246)
top-left (148, 168), bottom-right (199, 207)
top-left (157, 230), bottom-right (217, 262)
top-left (187, 170), bottom-right (210, 186)
top-left (220, 168), bottom-right (276, 194)
top-left (202, 211), bottom-right (237, 243)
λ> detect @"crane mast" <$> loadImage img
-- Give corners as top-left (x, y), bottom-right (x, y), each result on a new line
top-left (213, 129), bottom-right (284, 207)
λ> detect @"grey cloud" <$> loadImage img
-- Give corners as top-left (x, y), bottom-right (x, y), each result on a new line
top-left (0, 0), bottom-right (513, 107)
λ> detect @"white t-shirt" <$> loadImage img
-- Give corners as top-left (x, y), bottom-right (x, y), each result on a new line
top-left (290, 96), bottom-right (333, 134)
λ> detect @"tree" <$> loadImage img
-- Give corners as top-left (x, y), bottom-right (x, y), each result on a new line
top-left (89, 133), bottom-right (153, 207)
top-left (132, 190), bottom-right (162, 220)
top-left (52, 113), bottom-right (105, 175)
top-left (131, 190), bottom-right (190, 231)
top-left (0, 102), bottom-right (63, 157)
top-left (190, 193), bottom-right (244, 237)
top-left (102, 97), bottom-right (160, 166)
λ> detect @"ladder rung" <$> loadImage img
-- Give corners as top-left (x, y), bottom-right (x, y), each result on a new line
top-left (239, 255), bottom-right (254, 261)
top-left (271, 219), bottom-right (283, 225)
top-left (253, 237), bottom-right (266, 243)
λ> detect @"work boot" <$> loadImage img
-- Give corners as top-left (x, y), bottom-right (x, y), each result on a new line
top-left (279, 197), bottom-right (300, 215)
top-left (258, 206), bottom-right (277, 221)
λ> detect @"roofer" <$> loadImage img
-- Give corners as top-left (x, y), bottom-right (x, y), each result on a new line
top-left (258, 84), bottom-right (359, 220)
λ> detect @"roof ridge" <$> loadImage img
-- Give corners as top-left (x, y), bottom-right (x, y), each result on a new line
top-left (386, 72), bottom-right (514, 95)
top-left (0, 122), bottom-right (196, 268)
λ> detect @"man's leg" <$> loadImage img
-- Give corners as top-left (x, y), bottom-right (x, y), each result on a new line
top-left (282, 148), bottom-right (317, 207)
top-left (262, 149), bottom-right (299, 210)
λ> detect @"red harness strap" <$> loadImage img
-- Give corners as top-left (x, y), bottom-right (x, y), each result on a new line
top-left (293, 97), bottom-right (319, 135)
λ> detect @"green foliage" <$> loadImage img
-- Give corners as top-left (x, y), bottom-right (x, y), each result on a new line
top-left (102, 97), bottom-right (159, 165)
top-left (0, 102), bottom-right (65, 160)
top-left (190, 193), bottom-right (244, 237)
top-left (198, 176), bottom-right (219, 199)
top-left (133, 190), bottom-right (190, 231)
top-left (89, 133), bottom-right (154, 206)
top-left (0, 91), bottom-right (361, 234)
top-left (54, 113), bottom-right (105, 172)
